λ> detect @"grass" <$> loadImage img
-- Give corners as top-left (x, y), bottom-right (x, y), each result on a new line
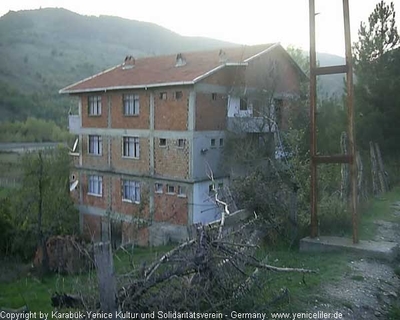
top-left (0, 187), bottom-right (12, 199)
top-left (0, 245), bottom-right (174, 312)
top-left (238, 246), bottom-right (350, 313)
top-left (0, 152), bottom-right (21, 178)
top-left (358, 186), bottom-right (400, 240)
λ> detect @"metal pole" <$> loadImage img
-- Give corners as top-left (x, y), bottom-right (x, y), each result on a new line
top-left (343, 0), bottom-right (358, 243)
top-left (309, 0), bottom-right (318, 238)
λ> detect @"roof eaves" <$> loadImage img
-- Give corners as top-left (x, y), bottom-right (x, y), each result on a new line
top-left (243, 42), bottom-right (280, 62)
top-left (60, 81), bottom-right (195, 94)
top-left (192, 64), bottom-right (225, 83)
top-left (59, 64), bottom-right (123, 94)
top-left (192, 62), bottom-right (248, 84)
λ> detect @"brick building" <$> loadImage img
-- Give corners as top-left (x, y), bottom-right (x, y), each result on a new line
top-left (60, 43), bottom-right (306, 246)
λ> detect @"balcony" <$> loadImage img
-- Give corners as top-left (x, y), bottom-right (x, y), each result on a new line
top-left (68, 115), bottom-right (81, 134)
top-left (227, 116), bottom-right (276, 133)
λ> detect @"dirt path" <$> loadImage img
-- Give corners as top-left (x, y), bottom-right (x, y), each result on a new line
top-left (313, 201), bottom-right (400, 319)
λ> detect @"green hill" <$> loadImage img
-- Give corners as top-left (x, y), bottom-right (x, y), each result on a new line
top-left (0, 8), bottom-right (345, 126)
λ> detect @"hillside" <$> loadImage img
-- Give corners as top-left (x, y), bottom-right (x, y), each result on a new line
top-left (317, 52), bottom-right (346, 97)
top-left (0, 8), bottom-right (344, 125)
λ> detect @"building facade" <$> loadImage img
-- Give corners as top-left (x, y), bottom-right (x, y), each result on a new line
top-left (61, 43), bottom-right (305, 246)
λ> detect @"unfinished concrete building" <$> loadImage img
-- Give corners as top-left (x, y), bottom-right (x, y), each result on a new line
top-left (61, 43), bottom-right (305, 246)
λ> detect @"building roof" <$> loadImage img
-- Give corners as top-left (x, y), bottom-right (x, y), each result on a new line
top-left (60, 43), bottom-right (286, 94)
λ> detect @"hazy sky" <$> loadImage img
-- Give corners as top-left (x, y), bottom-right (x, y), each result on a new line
top-left (0, 0), bottom-right (398, 56)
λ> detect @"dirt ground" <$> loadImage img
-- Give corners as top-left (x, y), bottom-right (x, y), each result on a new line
top-left (313, 201), bottom-right (400, 319)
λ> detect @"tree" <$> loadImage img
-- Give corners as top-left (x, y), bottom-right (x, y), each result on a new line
top-left (354, 1), bottom-right (399, 66)
top-left (10, 147), bottom-right (79, 264)
top-left (353, 1), bottom-right (400, 156)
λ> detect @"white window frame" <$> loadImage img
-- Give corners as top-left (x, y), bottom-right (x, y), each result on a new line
top-left (159, 138), bottom-right (167, 147)
top-left (174, 91), bottom-right (183, 100)
top-left (123, 94), bottom-right (140, 116)
top-left (219, 138), bottom-right (224, 148)
top-left (177, 186), bottom-right (186, 198)
top-left (88, 175), bottom-right (102, 196)
top-left (88, 135), bottom-right (102, 155)
top-left (122, 180), bottom-right (141, 203)
top-left (177, 139), bottom-right (185, 148)
top-left (167, 184), bottom-right (175, 194)
top-left (88, 96), bottom-right (102, 116)
top-left (122, 136), bottom-right (140, 158)
top-left (210, 138), bottom-right (216, 148)
top-left (155, 183), bottom-right (163, 194)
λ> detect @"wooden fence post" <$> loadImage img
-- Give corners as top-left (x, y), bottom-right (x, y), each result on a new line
top-left (370, 141), bottom-right (379, 195)
top-left (94, 242), bottom-right (117, 315)
top-left (374, 143), bottom-right (389, 192)
top-left (340, 132), bottom-right (349, 200)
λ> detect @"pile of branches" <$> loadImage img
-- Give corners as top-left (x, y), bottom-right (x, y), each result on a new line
top-left (117, 216), bottom-right (314, 313)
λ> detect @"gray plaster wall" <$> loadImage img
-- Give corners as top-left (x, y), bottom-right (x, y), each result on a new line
top-left (192, 131), bottom-right (226, 181)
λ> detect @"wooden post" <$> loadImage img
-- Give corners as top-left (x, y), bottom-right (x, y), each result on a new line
top-left (370, 141), bottom-right (379, 195)
top-left (290, 183), bottom-right (299, 246)
top-left (374, 143), bottom-right (388, 192)
top-left (356, 151), bottom-right (364, 202)
top-left (94, 242), bottom-right (117, 315)
top-left (340, 132), bottom-right (349, 201)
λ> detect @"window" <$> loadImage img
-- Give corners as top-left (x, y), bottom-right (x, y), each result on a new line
top-left (212, 93), bottom-right (218, 100)
top-left (177, 139), bottom-right (185, 148)
top-left (88, 135), bottom-right (102, 155)
top-left (155, 183), bottom-right (163, 193)
top-left (88, 175), bottom-right (102, 196)
top-left (123, 94), bottom-right (139, 115)
top-left (122, 136), bottom-right (140, 158)
top-left (159, 138), bottom-right (167, 147)
top-left (88, 96), bottom-right (102, 116)
top-left (210, 138), bottom-right (216, 148)
top-left (218, 182), bottom-right (224, 190)
top-left (167, 185), bottom-right (175, 194)
top-left (240, 98), bottom-right (248, 111)
top-left (159, 92), bottom-right (167, 100)
top-left (178, 186), bottom-right (186, 197)
top-left (174, 91), bottom-right (183, 100)
top-left (219, 138), bottom-right (224, 147)
top-left (122, 180), bottom-right (141, 203)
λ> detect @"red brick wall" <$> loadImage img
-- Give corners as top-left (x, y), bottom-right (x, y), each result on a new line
top-left (154, 190), bottom-right (188, 225)
top-left (82, 214), bottom-right (101, 242)
top-left (154, 88), bottom-right (188, 131)
top-left (195, 92), bottom-right (226, 131)
top-left (110, 91), bottom-right (150, 129)
top-left (122, 222), bottom-right (149, 247)
top-left (81, 94), bottom-right (108, 128)
top-left (111, 177), bottom-right (150, 218)
top-left (111, 137), bottom-right (150, 174)
top-left (201, 66), bottom-right (246, 87)
top-left (81, 134), bottom-right (108, 168)
top-left (245, 47), bottom-right (301, 95)
top-left (154, 138), bottom-right (190, 179)
top-left (81, 173), bottom-right (108, 210)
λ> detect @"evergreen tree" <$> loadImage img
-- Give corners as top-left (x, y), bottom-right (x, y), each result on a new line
top-left (353, 1), bottom-right (400, 156)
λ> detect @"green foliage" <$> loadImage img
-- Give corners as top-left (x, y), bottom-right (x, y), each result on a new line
top-left (0, 147), bottom-right (79, 260)
top-left (354, 1), bottom-right (399, 65)
top-left (0, 118), bottom-right (70, 142)
top-left (0, 197), bottom-right (15, 255)
top-left (354, 1), bottom-right (400, 157)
